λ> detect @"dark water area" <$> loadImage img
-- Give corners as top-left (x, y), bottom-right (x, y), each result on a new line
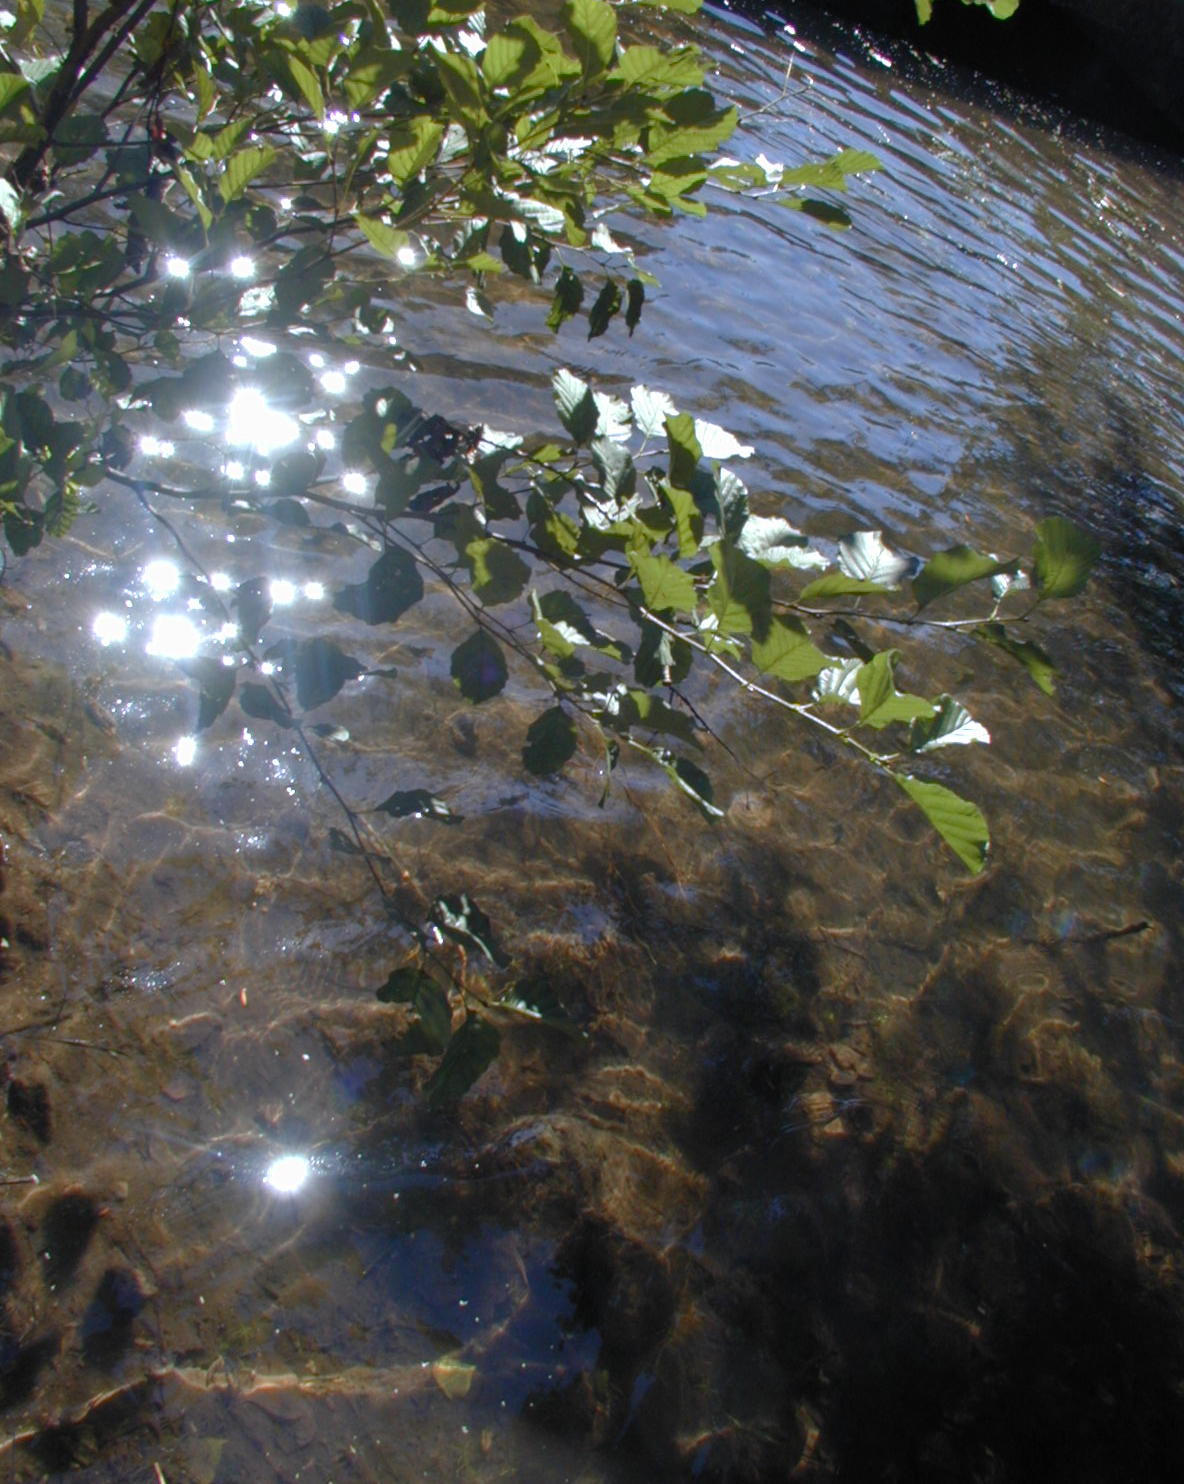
top-left (4, 4), bottom-right (1184, 1482)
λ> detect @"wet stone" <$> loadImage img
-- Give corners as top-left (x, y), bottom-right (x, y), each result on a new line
top-left (6, 1076), bottom-right (52, 1143)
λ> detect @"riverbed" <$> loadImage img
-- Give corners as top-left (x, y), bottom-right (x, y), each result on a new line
top-left (3, 4), bottom-right (1184, 1480)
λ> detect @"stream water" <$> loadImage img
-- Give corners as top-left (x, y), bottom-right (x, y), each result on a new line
top-left (3, 3), bottom-right (1184, 1480)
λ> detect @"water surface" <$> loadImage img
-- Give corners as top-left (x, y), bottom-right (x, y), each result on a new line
top-left (3, 5), bottom-right (1184, 1480)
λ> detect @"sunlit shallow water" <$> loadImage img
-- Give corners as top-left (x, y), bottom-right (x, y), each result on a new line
top-left (3, 5), bottom-right (1184, 1481)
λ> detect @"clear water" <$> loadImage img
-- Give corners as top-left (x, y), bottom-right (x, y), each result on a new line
top-left (3, 5), bottom-right (1184, 1480)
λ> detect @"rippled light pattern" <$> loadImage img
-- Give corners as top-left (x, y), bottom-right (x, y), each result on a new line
top-left (264, 1154), bottom-right (310, 1193)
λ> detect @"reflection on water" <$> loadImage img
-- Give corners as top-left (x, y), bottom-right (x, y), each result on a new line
top-left (4, 4), bottom-right (1184, 1481)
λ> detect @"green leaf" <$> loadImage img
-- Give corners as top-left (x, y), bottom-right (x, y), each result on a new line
top-left (3, 507), bottom-right (44, 556)
top-left (523, 706), bottom-right (578, 776)
top-left (451, 629), bottom-right (508, 703)
top-left (385, 117), bottom-right (444, 184)
top-left (608, 689), bottom-right (697, 744)
top-left (634, 620), bottom-right (692, 688)
top-left (895, 774), bottom-right (989, 874)
top-left (839, 530), bottom-right (913, 587)
top-left (631, 384), bottom-right (678, 439)
top-left (565, 0), bottom-right (617, 76)
top-left (426, 1015), bottom-right (501, 1105)
top-left (483, 31), bottom-right (539, 90)
top-left (856, 651), bottom-right (934, 730)
top-left (435, 50), bottom-right (484, 129)
top-left (553, 368), bottom-right (597, 444)
top-left (335, 547), bottom-right (424, 625)
top-left (662, 483), bottom-right (703, 559)
top-left (750, 616), bottom-right (828, 683)
top-left (547, 265), bottom-right (584, 331)
top-left (662, 753), bottom-right (724, 818)
top-left (1033, 516), bottom-right (1100, 599)
top-left (377, 967), bottom-right (452, 1055)
top-left (380, 969), bottom-right (451, 1043)
top-left (629, 550), bottom-right (698, 614)
top-left (430, 893), bottom-right (509, 967)
top-left (239, 681), bottom-right (293, 728)
top-left (354, 214), bottom-right (411, 259)
top-left (613, 44), bottom-right (702, 87)
top-left (219, 145), bottom-right (276, 203)
top-left (0, 72), bottom-right (29, 115)
top-left (665, 411), bottom-right (701, 491)
top-left (973, 622), bottom-right (1057, 695)
top-left (498, 978), bottom-right (576, 1030)
top-left (737, 515), bottom-right (826, 570)
top-left (0, 179), bottom-right (23, 233)
top-left (534, 590), bottom-right (629, 661)
top-left (277, 637), bottom-right (364, 710)
top-left (625, 278), bottom-right (645, 335)
top-left (798, 573), bottom-right (893, 601)
top-left (52, 113), bottom-right (108, 165)
top-left (587, 279), bottom-right (622, 339)
top-left (373, 789), bottom-right (461, 824)
top-left (179, 657), bottom-right (236, 732)
top-left (908, 695), bottom-right (990, 752)
top-left (286, 53), bottom-right (325, 118)
top-left (706, 541), bottom-right (771, 637)
top-left (912, 546), bottom-right (1016, 608)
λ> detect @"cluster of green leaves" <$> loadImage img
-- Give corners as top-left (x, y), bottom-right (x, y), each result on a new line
top-left (2, 0), bottom-right (849, 552)
top-left (915, 0), bottom-right (1020, 24)
top-left (167, 360), bottom-right (1097, 883)
top-left (0, 0), bottom-right (1092, 1100)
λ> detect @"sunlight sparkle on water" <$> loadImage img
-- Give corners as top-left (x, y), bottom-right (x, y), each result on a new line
top-left (139, 434), bottom-right (175, 458)
top-left (92, 611), bottom-right (128, 646)
top-left (319, 369), bottom-right (347, 395)
top-left (341, 470), bottom-right (367, 495)
top-left (164, 255), bottom-right (190, 278)
top-left (303, 581), bottom-right (325, 601)
top-left (226, 388), bottom-right (298, 454)
top-left (142, 559), bottom-right (180, 600)
top-left (396, 244), bottom-right (418, 268)
top-left (183, 408), bottom-right (216, 433)
top-left (264, 1153), bottom-right (310, 1193)
top-left (147, 614), bottom-right (202, 659)
top-left (210, 572), bottom-right (232, 592)
top-left (224, 460), bottom-right (246, 482)
top-left (174, 736), bottom-right (198, 767)
top-left (315, 428), bottom-right (336, 450)
top-left (229, 255), bottom-right (255, 280)
top-left (269, 579), bottom-right (297, 605)
top-left (240, 336), bottom-right (276, 358)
